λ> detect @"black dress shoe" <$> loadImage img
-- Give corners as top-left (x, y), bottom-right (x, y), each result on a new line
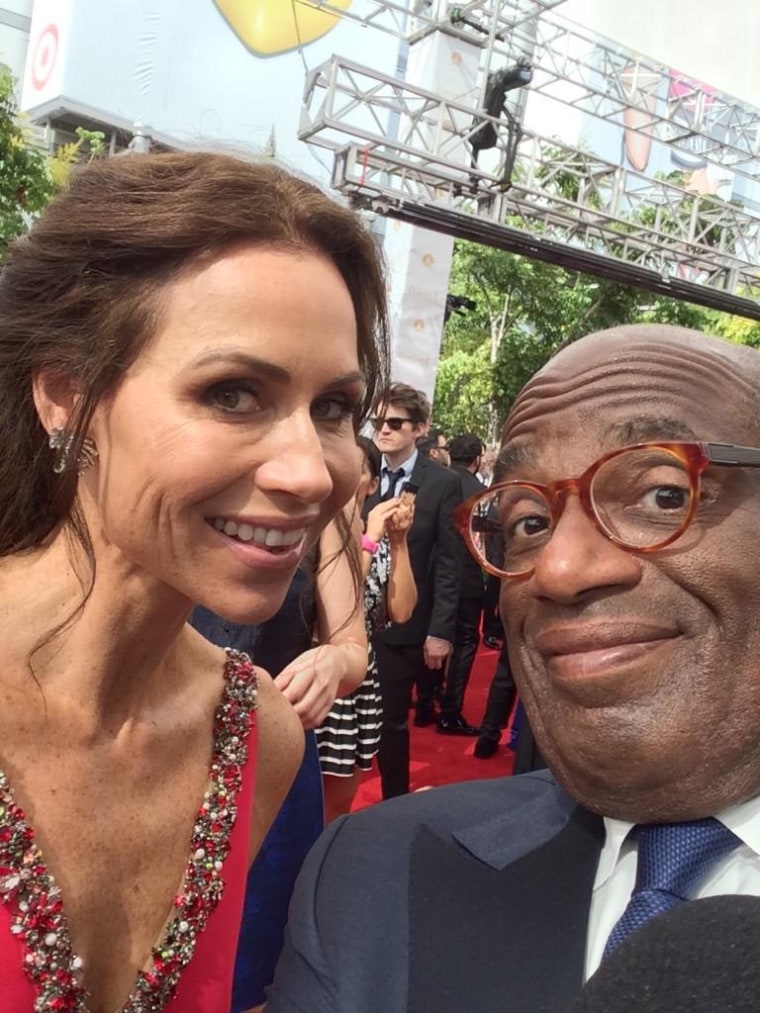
top-left (436, 714), bottom-right (480, 736)
top-left (413, 710), bottom-right (437, 728)
top-left (483, 636), bottom-right (502, 650)
top-left (474, 737), bottom-right (499, 759)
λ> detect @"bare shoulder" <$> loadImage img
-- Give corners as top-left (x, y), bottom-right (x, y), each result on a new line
top-left (179, 628), bottom-right (305, 863)
top-left (255, 669), bottom-right (305, 766)
top-left (249, 669), bottom-right (305, 862)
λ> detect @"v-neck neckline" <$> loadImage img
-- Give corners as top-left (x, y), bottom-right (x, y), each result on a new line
top-left (0, 648), bottom-right (257, 1013)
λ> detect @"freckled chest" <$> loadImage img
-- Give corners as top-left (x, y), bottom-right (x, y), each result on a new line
top-left (0, 691), bottom-right (217, 1013)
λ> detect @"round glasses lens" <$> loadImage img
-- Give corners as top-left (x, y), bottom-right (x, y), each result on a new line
top-left (469, 484), bottom-right (553, 576)
top-left (591, 446), bottom-right (695, 548)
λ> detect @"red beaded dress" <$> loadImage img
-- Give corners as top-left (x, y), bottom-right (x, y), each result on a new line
top-left (0, 649), bottom-right (258, 1013)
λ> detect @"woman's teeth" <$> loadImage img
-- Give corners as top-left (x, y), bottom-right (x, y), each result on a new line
top-left (211, 518), bottom-right (305, 548)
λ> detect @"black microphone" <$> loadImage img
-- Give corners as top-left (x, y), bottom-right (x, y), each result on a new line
top-left (567, 895), bottom-right (760, 1012)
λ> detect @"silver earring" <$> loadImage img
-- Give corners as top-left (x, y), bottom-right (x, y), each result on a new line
top-left (49, 427), bottom-right (98, 475)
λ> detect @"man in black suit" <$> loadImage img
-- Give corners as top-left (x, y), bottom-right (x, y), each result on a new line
top-left (437, 433), bottom-right (486, 735)
top-left (416, 428), bottom-right (451, 468)
top-left (368, 382), bottom-right (462, 798)
top-left (268, 325), bottom-right (760, 1012)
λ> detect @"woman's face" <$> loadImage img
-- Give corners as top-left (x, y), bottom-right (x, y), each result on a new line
top-left (85, 245), bottom-right (364, 622)
top-left (355, 454), bottom-right (379, 509)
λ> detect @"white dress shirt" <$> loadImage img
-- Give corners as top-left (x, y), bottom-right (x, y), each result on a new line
top-left (380, 449), bottom-right (418, 499)
top-left (585, 792), bottom-right (760, 979)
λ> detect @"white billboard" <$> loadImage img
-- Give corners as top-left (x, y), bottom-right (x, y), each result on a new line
top-left (22, 1), bottom-right (759, 394)
top-left (21, 0), bottom-right (401, 179)
top-left (562, 0), bottom-right (760, 108)
top-left (20, 0), bottom-right (459, 396)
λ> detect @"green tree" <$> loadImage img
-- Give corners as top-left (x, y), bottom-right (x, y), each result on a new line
top-left (0, 65), bottom-right (54, 255)
top-left (435, 238), bottom-right (713, 438)
top-left (706, 293), bottom-right (760, 349)
top-left (0, 66), bottom-right (105, 257)
top-left (432, 343), bottom-right (493, 435)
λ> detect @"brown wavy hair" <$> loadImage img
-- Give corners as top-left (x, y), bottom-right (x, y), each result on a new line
top-left (0, 151), bottom-right (390, 561)
top-left (378, 381), bottom-right (431, 425)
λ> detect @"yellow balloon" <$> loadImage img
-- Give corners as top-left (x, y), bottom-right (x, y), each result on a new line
top-left (214, 0), bottom-right (353, 57)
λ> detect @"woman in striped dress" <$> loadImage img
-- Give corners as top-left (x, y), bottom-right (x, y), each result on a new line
top-left (316, 436), bottom-right (417, 821)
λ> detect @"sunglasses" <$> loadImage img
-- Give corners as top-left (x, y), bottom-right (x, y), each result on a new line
top-left (370, 416), bottom-right (414, 432)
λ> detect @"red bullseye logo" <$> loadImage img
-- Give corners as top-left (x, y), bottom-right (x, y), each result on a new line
top-left (31, 23), bottom-right (59, 91)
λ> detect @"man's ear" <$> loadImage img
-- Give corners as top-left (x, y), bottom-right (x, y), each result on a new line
top-left (32, 371), bottom-right (80, 434)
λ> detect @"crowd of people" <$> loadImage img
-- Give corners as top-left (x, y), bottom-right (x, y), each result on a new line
top-left (0, 147), bottom-right (757, 1013)
top-left (368, 385), bottom-right (527, 788)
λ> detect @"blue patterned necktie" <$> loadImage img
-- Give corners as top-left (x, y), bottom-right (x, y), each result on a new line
top-left (381, 467), bottom-right (405, 502)
top-left (603, 818), bottom-right (740, 960)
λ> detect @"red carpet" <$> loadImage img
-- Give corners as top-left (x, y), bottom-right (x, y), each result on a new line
top-left (352, 642), bottom-right (516, 811)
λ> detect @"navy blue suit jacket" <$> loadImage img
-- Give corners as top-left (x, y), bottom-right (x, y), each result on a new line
top-left (267, 772), bottom-right (604, 1012)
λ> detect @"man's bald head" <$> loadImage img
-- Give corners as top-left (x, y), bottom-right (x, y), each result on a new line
top-left (503, 324), bottom-right (760, 452)
top-left (495, 322), bottom-right (760, 823)
top-left (549, 323), bottom-right (758, 373)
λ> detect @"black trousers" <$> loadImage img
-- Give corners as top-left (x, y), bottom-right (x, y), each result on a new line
top-left (374, 637), bottom-right (427, 798)
top-left (477, 642), bottom-right (517, 744)
top-left (482, 574), bottom-right (503, 640)
top-left (414, 663), bottom-right (441, 719)
top-left (440, 595), bottom-right (484, 719)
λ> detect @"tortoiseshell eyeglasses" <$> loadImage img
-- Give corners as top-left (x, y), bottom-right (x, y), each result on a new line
top-left (453, 441), bottom-right (760, 578)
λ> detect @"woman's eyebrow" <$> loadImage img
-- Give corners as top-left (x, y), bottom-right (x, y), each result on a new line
top-left (320, 371), bottom-right (365, 389)
top-left (188, 351), bottom-right (363, 391)
top-left (189, 349), bottom-right (291, 382)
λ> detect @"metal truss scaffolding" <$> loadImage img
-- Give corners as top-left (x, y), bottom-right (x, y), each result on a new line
top-left (295, 0), bottom-right (569, 39)
top-left (298, 0), bottom-right (760, 319)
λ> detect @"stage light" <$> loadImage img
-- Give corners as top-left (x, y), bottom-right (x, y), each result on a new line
top-left (470, 64), bottom-right (533, 156)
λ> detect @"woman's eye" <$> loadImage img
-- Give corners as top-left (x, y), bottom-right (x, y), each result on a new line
top-left (311, 396), bottom-right (355, 422)
top-left (207, 382), bottom-right (261, 413)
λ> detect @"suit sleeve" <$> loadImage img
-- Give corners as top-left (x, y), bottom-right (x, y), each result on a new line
top-left (265, 808), bottom-right (412, 1012)
top-left (427, 470), bottom-right (463, 642)
top-left (265, 817), bottom-right (347, 1012)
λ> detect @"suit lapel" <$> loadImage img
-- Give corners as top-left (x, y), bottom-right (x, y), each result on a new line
top-left (409, 452), bottom-right (428, 488)
top-left (365, 453), bottom-right (426, 515)
top-left (407, 804), bottom-right (603, 1012)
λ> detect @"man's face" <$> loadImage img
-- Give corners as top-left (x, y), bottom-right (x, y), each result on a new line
top-left (499, 330), bottom-right (760, 822)
top-left (373, 401), bottom-right (424, 459)
top-left (432, 435), bottom-right (450, 467)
